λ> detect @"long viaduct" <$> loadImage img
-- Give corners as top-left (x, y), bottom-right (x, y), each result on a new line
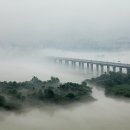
top-left (50, 57), bottom-right (130, 75)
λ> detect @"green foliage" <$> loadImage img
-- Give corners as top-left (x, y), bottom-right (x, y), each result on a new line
top-left (0, 95), bottom-right (5, 107)
top-left (89, 72), bottom-right (130, 98)
top-left (50, 77), bottom-right (60, 83)
top-left (81, 81), bottom-right (87, 87)
top-left (105, 84), bottom-right (130, 97)
top-left (44, 88), bottom-right (55, 99)
top-left (0, 76), bottom-right (93, 111)
top-left (38, 90), bottom-right (44, 100)
top-left (66, 93), bottom-right (75, 99)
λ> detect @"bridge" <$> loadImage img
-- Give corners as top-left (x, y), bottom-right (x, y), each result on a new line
top-left (50, 57), bottom-right (130, 75)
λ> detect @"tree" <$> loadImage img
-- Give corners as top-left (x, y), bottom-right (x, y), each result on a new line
top-left (38, 90), bottom-right (44, 100)
top-left (66, 93), bottom-right (75, 99)
top-left (81, 81), bottom-right (87, 87)
top-left (44, 89), bottom-right (55, 99)
top-left (51, 77), bottom-right (60, 83)
top-left (0, 95), bottom-right (6, 107)
top-left (31, 76), bottom-right (42, 84)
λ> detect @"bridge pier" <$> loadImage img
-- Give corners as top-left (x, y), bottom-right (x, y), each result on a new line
top-left (119, 67), bottom-right (123, 73)
top-left (65, 60), bottom-right (69, 66)
top-left (91, 64), bottom-right (93, 72)
top-left (72, 61), bottom-right (76, 68)
top-left (81, 62), bottom-right (84, 70)
top-left (107, 66), bottom-right (110, 73)
top-left (96, 64), bottom-right (100, 76)
top-left (113, 66), bottom-right (116, 72)
top-left (127, 68), bottom-right (130, 74)
top-left (79, 62), bottom-right (82, 69)
top-left (87, 63), bottom-right (89, 70)
top-left (96, 64), bottom-right (99, 72)
top-left (101, 65), bottom-right (104, 74)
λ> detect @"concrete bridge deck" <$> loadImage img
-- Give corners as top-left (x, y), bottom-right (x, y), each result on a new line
top-left (54, 57), bottom-right (130, 68)
top-left (51, 57), bottom-right (130, 74)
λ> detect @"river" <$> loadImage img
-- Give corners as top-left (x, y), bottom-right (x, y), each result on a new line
top-left (0, 50), bottom-right (130, 130)
top-left (0, 86), bottom-right (130, 130)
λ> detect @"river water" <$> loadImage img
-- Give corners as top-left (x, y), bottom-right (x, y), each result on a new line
top-left (0, 50), bottom-right (130, 130)
top-left (0, 86), bottom-right (130, 130)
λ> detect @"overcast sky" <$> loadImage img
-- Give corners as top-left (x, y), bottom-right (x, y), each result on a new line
top-left (0, 0), bottom-right (130, 48)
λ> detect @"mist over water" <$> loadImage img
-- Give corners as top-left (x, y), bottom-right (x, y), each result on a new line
top-left (0, 0), bottom-right (130, 129)
top-left (0, 84), bottom-right (130, 130)
top-left (0, 47), bottom-right (130, 130)
top-left (0, 47), bottom-right (130, 82)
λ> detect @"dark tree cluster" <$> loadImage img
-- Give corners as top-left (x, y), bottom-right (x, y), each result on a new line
top-left (0, 77), bottom-right (93, 111)
top-left (88, 72), bottom-right (130, 98)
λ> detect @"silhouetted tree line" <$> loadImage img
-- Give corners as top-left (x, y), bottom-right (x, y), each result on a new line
top-left (88, 72), bottom-right (130, 98)
top-left (0, 77), bottom-right (93, 111)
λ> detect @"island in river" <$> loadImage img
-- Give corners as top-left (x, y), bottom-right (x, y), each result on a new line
top-left (87, 72), bottom-right (130, 98)
top-left (0, 76), bottom-right (94, 111)
top-left (1, 72), bottom-right (130, 112)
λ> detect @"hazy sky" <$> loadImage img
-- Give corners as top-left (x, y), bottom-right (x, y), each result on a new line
top-left (0, 0), bottom-right (130, 47)
top-left (1, 2), bottom-right (130, 130)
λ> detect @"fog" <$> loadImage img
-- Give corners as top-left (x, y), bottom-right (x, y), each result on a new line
top-left (0, 0), bottom-right (130, 51)
top-left (0, 0), bottom-right (130, 129)
top-left (0, 46), bottom-right (130, 81)
top-left (0, 47), bottom-right (130, 130)
top-left (0, 86), bottom-right (130, 130)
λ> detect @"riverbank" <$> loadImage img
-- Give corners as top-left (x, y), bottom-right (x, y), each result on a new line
top-left (87, 72), bottom-right (130, 98)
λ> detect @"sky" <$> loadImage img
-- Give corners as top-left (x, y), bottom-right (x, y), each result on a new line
top-left (0, 0), bottom-right (130, 50)
top-left (1, 0), bottom-right (130, 81)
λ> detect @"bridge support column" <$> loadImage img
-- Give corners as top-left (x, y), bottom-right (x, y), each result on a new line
top-left (119, 67), bottom-right (123, 73)
top-left (65, 60), bottom-right (69, 66)
top-left (72, 61), bottom-right (76, 68)
top-left (127, 68), bottom-right (130, 74)
top-left (87, 63), bottom-right (89, 70)
top-left (96, 64), bottom-right (99, 76)
top-left (79, 62), bottom-right (82, 69)
top-left (81, 62), bottom-right (84, 70)
top-left (101, 65), bottom-right (104, 74)
top-left (107, 66), bottom-right (110, 73)
top-left (96, 64), bottom-right (99, 72)
top-left (113, 66), bottom-right (116, 72)
top-left (91, 64), bottom-right (93, 72)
